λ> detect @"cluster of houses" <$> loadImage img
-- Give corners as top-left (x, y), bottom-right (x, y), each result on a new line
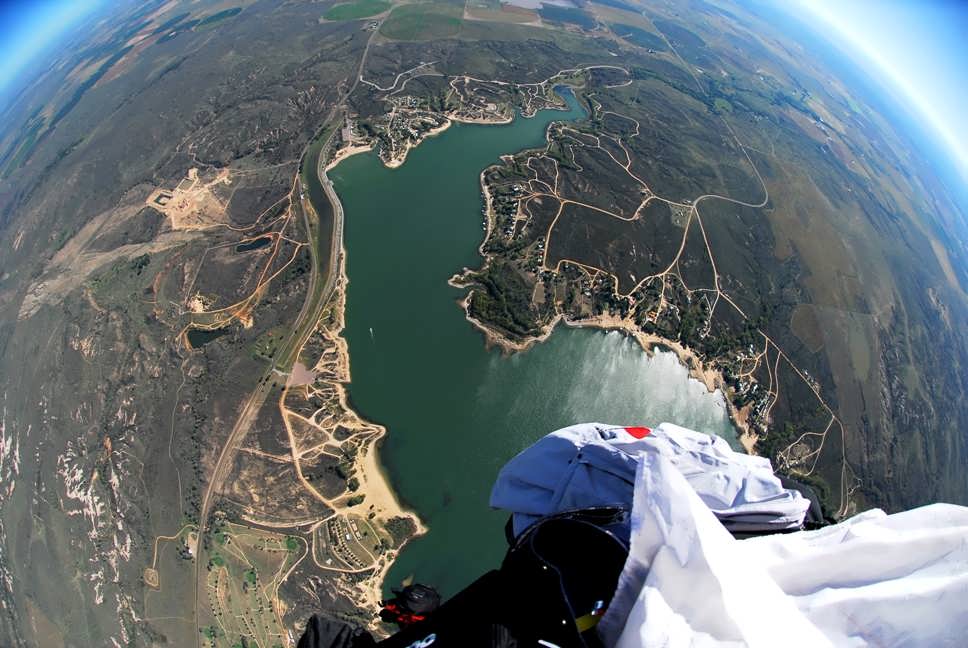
top-left (322, 515), bottom-right (371, 570)
top-left (490, 183), bottom-right (526, 239)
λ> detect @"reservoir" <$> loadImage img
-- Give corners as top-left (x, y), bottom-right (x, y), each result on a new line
top-left (329, 89), bottom-right (738, 596)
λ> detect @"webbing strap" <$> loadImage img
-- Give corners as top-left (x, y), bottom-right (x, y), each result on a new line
top-left (574, 609), bottom-right (604, 633)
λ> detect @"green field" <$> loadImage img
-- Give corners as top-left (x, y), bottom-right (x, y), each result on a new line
top-left (380, 3), bottom-right (462, 40)
top-left (538, 5), bottom-right (596, 29)
top-left (608, 22), bottom-right (669, 51)
top-left (197, 7), bottom-right (242, 28)
top-left (465, 0), bottom-right (539, 24)
top-left (713, 97), bottom-right (734, 113)
top-left (325, 0), bottom-right (391, 21)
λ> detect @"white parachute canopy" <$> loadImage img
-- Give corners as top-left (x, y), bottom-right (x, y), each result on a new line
top-left (491, 423), bottom-right (968, 647)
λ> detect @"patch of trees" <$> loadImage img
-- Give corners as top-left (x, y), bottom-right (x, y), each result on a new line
top-left (468, 261), bottom-right (538, 338)
top-left (427, 92), bottom-right (448, 113)
top-left (756, 421), bottom-right (796, 465)
top-left (284, 249), bottom-right (311, 282)
top-left (696, 319), bottom-right (760, 360)
top-left (130, 254), bottom-right (150, 275)
top-left (677, 301), bottom-right (707, 346)
top-left (384, 516), bottom-right (417, 549)
top-left (197, 7), bottom-right (242, 28)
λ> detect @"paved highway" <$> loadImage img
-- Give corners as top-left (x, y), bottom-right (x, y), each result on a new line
top-left (192, 22), bottom-right (380, 645)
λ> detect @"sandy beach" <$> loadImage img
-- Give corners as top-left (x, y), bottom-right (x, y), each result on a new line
top-left (382, 119), bottom-right (453, 168)
top-left (380, 109), bottom-right (513, 169)
top-left (450, 113), bottom-right (513, 125)
top-left (452, 295), bottom-right (757, 451)
top-left (310, 246), bottom-right (428, 619)
top-left (325, 143), bottom-right (375, 171)
top-left (322, 256), bottom-right (428, 529)
top-left (451, 164), bottom-right (758, 452)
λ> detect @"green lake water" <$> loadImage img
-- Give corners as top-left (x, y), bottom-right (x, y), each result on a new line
top-left (329, 90), bottom-right (737, 596)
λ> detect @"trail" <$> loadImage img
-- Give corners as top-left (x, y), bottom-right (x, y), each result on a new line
top-left (466, 63), bottom-right (851, 515)
top-left (191, 22), bottom-right (383, 645)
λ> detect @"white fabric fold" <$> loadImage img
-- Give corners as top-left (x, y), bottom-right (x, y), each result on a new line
top-left (603, 454), bottom-right (968, 647)
top-left (490, 422), bottom-right (809, 539)
top-left (493, 422), bottom-right (968, 646)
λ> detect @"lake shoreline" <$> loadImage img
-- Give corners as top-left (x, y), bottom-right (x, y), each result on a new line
top-left (453, 296), bottom-right (757, 453)
top-left (312, 99), bottom-right (578, 613)
top-left (447, 121), bottom-right (758, 454)
top-left (325, 84), bottom-right (750, 605)
top-left (308, 159), bottom-right (429, 625)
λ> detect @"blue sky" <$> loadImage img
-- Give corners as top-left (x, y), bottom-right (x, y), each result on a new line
top-left (0, 0), bottom-right (102, 95)
top-left (0, 0), bottom-right (965, 188)
top-left (788, 0), bottom-right (968, 187)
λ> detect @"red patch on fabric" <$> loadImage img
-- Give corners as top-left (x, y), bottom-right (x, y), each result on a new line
top-left (624, 426), bottom-right (652, 439)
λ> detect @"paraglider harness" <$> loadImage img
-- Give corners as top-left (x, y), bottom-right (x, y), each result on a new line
top-left (297, 477), bottom-right (828, 647)
top-left (379, 584), bottom-right (440, 628)
top-left (298, 507), bottom-right (630, 648)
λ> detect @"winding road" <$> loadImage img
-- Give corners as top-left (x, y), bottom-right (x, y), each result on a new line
top-left (191, 23), bottom-right (380, 646)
